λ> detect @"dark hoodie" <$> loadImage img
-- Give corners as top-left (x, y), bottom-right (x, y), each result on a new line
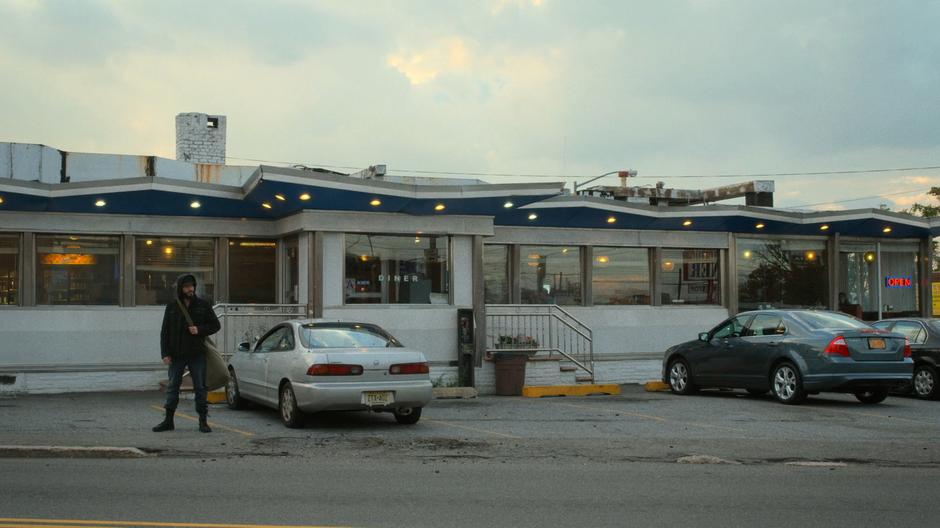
top-left (159, 274), bottom-right (221, 360)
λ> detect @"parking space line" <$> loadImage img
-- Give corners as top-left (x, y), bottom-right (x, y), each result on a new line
top-left (425, 419), bottom-right (522, 439)
top-left (0, 519), bottom-right (346, 528)
top-left (148, 405), bottom-right (254, 437)
top-left (555, 402), bottom-right (748, 433)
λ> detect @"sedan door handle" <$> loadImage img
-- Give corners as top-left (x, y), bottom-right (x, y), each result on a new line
top-left (767, 341), bottom-right (780, 347)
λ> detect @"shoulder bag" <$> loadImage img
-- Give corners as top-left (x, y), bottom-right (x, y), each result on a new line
top-left (175, 298), bottom-right (230, 391)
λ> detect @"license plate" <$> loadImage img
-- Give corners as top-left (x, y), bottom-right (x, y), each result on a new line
top-left (868, 337), bottom-right (886, 349)
top-left (362, 391), bottom-right (394, 406)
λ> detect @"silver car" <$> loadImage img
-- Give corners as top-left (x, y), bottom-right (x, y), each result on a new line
top-left (226, 320), bottom-right (433, 427)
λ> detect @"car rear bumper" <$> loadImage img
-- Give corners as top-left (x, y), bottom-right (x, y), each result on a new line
top-left (803, 372), bottom-right (912, 392)
top-left (292, 379), bottom-right (433, 413)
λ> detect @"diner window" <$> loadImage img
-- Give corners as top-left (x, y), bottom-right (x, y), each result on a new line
top-left (838, 242), bottom-right (877, 319)
top-left (660, 248), bottom-right (720, 305)
top-left (36, 234), bottom-right (120, 305)
top-left (520, 245), bottom-right (581, 305)
top-left (283, 235), bottom-right (299, 304)
top-left (484, 244), bottom-right (510, 304)
top-left (135, 237), bottom-right (215, 305)
top-left (229, 239), bottom-right (277, 303)
top-left (592, 247), bottom-right (650, 305)
top-left (881, 242), bottom-right (919, 317)
top-left (344, 234), bottom-right (449, 304)
top-left (0, 235), bottom-right (18, 305)
top-left (737, 238), bottom-right (826, 311)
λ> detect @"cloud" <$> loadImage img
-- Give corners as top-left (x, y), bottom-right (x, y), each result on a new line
top-left (388, 38), bottom-right (475, 85)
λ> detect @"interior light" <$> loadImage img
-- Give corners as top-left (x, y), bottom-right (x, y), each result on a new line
top-left (562, 248), bottom-right (569, 254)
top-left (743, 250), bottom-right (752, 259)
top-left (190, 200), bottom-right (201, 209)
top-left (360, 255), bottom-right (369, 262)
top-left (682, 219), bottom-right (693, 227)
top-left (414, 237), bottom-right (421, 244)
top-left (607, 216), bottom-right (617, 224)
top-left (528, 213), bottom-right (538, 220)
top-left (0, 196), bottom-right (4, 204)
top-left (261, 202), bottom-right (272, 209)
top-left (299, 193), bottom-right (311, 201)
top-left (145, 240), bottom-right (153, 246)
top-left (164, 246), bottom-right (174, 255)
top-left (95, 199), bottom-right (106, 207)
top-left (865, 252), bottom-right (876, 262)
top-left (503, 201), bottom-right (514, 208)
top-left (883, 226), bottom-right (892, 233)
top-left (528, 254), bottom-right (541, 260)
top-left (806, 251), bottom-right (816, 261)
top-left (597, 256), bottom-right (610, 263)
top-left (526, 262), bottom-right (540, 267)
top-left (69, 236), bottom-right (79, 241)
top-left (820, 224), bottom-right (830, 231)
top-left (434, 203), bottom-right (446, 211)
top-left (370, 199), bottom-right (382, 206)
top-left (662, 261), bottom-right (675, 272)
top-left (274, 194), bottom-right (286, 201)
top-left (755, 223), bottom-right (765, 229)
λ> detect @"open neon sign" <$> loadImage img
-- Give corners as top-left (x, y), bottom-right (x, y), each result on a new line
top-left (884, 276), bottom-right (913, 288)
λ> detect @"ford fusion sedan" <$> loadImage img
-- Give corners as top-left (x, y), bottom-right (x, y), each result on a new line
top-left (226, 320), bottom-right (433, 427)
top-left (872, 317), bottom-right (940, 400)
top-left (662, 310), bottom-right (913, 405)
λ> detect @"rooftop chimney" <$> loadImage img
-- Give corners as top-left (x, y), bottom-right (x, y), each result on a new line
top-left (176, 113), bottom-right (226, 164)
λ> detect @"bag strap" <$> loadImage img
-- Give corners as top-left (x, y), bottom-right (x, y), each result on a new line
top-left (175, 298), bottom-right (195, 326)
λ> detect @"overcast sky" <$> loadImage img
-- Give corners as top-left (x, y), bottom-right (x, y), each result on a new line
top-left (1, 0), bottom-right (938, 211)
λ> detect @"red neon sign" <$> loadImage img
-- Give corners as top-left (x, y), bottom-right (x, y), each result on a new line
top-left (884, 276), bottom-right (912, 288)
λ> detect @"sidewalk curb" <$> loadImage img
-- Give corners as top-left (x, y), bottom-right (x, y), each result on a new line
top-left (433, 387), bottom-right (478, 399)
top-left (522, 384), bottom-right (621, 397)
top-left (0, 445), bottom-right (150, 458)
top-left (644, 380), bottom-right (670, 392)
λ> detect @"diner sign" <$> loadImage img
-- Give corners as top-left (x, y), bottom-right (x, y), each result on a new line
top-left (884, 276), bottom-right (912, 288)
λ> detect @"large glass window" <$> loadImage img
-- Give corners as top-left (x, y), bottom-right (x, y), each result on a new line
top-left (592, 247), bottom-right (650, 305)
top-left (484, 244), bottom-right (510, 304)
top-left (135, 237), bottom-right (215, 305)
top-left (229, 239), bottom-right (277, 303)
top-left (0, 235), bottom-right (18, 305)
top-left (660, 248), bottom-right (720, 305)
top-left (37, 234), bottom-right (120, 305)
top-left (838, 242), bottom-right (877, 319)
top-left (344, 234), bottom-right (449, 304)
top-left (737, 238), bottom-right (827, 311)
top-left (520, 245), bottom-right (581, 305)
top-left (881, 242), bottom-right (919, 317)
top-left (283, 235), bottom-right (299, 304)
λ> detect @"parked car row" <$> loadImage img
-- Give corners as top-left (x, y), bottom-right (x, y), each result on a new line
top-left (662, 310), bottom-right (922, 405)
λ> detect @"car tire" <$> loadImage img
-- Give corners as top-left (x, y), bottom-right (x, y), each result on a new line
top-left (394, 406), bottom-right (422, 425)
top-left (746, 388), bottom-right (768, 396)
top-left (667, 358), bottom-right (697, 395)
top-left (855, 388), bottom-right (889, 404)
top-left (912, 364), bottom-right (938, 400)
top-left (771, 362), bottom-right (806, 405)
top-left (279, 382), bottom-right (305, 428)
top-left (226, 369), bottom-right (246, 410)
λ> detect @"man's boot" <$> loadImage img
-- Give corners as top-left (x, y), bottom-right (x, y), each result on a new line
top-left (198, 414), bottom-right (212, 433)
top-left (152, 409), bottom-right (175, 432)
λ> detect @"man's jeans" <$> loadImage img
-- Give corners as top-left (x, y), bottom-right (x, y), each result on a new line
top-left (163, 353), bottom-right (208, 416)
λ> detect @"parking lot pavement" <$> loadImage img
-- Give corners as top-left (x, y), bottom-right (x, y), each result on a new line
top-left (2, 385), bottom-right (940, 466)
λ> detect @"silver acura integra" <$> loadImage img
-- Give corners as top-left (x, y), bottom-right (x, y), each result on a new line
top-left (226, 320), bottom-right (433, 428)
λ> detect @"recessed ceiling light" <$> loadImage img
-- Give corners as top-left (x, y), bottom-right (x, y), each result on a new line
top-left (820, 224), bottom-right (830, 231)
top-left (434, 203), bottom-right (446, 211)
top-left (190, 200), bottom-right (201, 209)
top-left (883, 226), bottom-right (892, 233)
top-left (95, 199), bottom-right (106, 207)
top-left (755, 223), bottom-right (765, 229)
top-left (682, 219), bottom-right (693, 227)
top-left (145, 240), bottom-right (153, 246)
top-left (274, 194), bottom-right (286, 201)
top-left (607, 216), bottom-right (617, 224)
top-left (299, 193), bottom-right (311, 201)
top-left (370, 199), bottom-right (382, 206)
top-left (597, 256), bottom-right (609, 263)
top-left (503, 201), bottom-right (514, 208)
top-left (528, 213), bottom-right (538, 220)
top-left (261, 202), bottom-right (272, 209)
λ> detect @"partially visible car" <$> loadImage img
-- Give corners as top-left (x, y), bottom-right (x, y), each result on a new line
top-left (662, 310), bottom-right (913, 405)
top-left (226, 320), bottom-right (433, 427)
top-left (872, 317), bottom-right (940, 400)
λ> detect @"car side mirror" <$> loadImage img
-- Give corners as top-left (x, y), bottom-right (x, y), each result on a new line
top-left (698, 332), bottom-right (709, 342)
top-left (237, 341), bottom-right (250, 352)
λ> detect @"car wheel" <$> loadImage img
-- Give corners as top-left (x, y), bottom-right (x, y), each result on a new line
top-left (667, 358), bottom-right (697, 395)
top-left (855, 388), bottom-right (889, 404)
top-left (912, 364), bottom-right (938, 400)
top-left (226, 369), bottom-right (246, 410)
top-left (771, 362), bottom-right (806, 405)
top-left (394, 406), bottom-right (422, 425)
top-left (279, 382), bottom-right (304, 428)
top-left (746, 388), bottom-right (768, 396)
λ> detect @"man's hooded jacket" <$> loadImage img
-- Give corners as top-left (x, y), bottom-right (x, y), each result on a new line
top-left (160, 274), bottom-right (221, 360)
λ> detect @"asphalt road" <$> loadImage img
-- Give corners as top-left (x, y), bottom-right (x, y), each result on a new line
top-left (2, 386), bottom-right (940, 527)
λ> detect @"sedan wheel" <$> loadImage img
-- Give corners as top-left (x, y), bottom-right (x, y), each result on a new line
top-left (279, 382), bottom-right (304, 428)
top-left (855, 388), bottom-right (889, 404)
top-left (394, 407), bottom-right (422, 425)
top-left (912, 365), bottom-right (938, 400)
top-left (771, 363), bottom-right (806, 405)
top-left (225, 370), bottom-right (246, 410)
top-left (668, 359), bottom-right (697, 395)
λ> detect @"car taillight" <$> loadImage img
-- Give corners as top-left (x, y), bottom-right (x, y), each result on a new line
top-left (389, 362), bottom-right (429, 375)
top-left (307, 364), bottom-right (363, 376)
top-left (824, 336), bottom-right (850, 357)
top-left (904, 338), bottom-right (912, 358)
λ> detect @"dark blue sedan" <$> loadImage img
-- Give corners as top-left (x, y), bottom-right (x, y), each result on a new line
top-left (662, 310), bottom-right (913, 404)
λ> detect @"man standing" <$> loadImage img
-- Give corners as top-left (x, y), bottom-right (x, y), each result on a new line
top-left (153, 274), bottom-right (221, 433)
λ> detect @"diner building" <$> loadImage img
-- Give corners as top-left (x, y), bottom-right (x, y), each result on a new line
top-left (1, 114), bottom-right (937, 394)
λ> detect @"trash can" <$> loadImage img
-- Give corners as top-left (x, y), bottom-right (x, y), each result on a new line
top-left (494, 353), bottom-right (528, 396)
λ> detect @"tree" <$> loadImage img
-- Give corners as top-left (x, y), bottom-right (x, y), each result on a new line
top-left (904, 187), bottom-right (940, 217)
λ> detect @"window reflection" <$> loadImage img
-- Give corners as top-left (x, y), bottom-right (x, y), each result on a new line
top-left (136, 237), bottom-right (215, 305)
top-left (484, 245), bottom-right (510, 304)
top-left (37, 234), bottom-right (120, 305)
top-left (344, 234), bottom-right (449, 304)
top-left (592, 247), bottom-right (650, 305)
top-left (737, 239), bottom-right (825, 311)
top-left (0, 235), bottom-right (18, 305)
top-left (661, 248), bottom-right (720, 305)
top-left (520, 245), bottom-right (581, 305)
top-left (229, 239), bottom-right (277, 303)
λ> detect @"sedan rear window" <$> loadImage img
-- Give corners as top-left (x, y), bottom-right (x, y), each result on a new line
top-left (792, 311), bottom-right (871, 330)
top-left (299, 324), bottom-right (403, 349)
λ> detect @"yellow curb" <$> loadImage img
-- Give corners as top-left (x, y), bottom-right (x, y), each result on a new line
top-left (207, 389), bottom-right (227, 404)
top-left (644, 380), bottom-right (670, 392)
top-left (522, 384), bottom-right (621, 398)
